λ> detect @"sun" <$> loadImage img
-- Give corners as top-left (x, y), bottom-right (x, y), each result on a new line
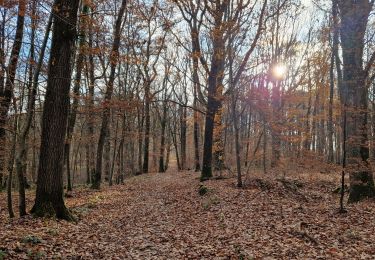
top-left (272, 64), bottom-right (287, 79)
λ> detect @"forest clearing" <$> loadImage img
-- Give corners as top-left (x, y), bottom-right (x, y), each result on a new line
top-left (1, 169), bottom-right (375, 259)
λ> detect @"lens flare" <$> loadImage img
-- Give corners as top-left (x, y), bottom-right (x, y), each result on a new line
top-left (272, 64), bottom-right (287, 79)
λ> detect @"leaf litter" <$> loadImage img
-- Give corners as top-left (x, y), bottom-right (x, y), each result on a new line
top-left (0, 171), bottom-right (374, 259)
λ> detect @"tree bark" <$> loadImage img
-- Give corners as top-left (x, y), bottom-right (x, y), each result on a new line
top-left (201, 2), bottom-right (226, 180)
top-left (180, 105), bottom-right (187, 170)
top-left (338, 0), bottom-right (375, 202)
top-left (328, 35), bottom-right (335, 163)
top-left (142, 81), bottom-right (151, 173)
top-left (85, 19), bottom-right (96, 185)
top-left (159, 100), bottom-right (167, 172)
top-left (30, 0), bottom-right (80, 220)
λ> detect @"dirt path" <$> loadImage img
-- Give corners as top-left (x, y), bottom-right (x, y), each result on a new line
top-left (1, 171), bottom-right (375, 259)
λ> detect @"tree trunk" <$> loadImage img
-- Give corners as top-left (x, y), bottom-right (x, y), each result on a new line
top-left (159, 101), bottom-right (167, 172)
top-left (180, 105), bottom-right (187, 170)
top-left (15, 0), bottom-right (38, 216)
top-left (86, 21), bottom-right (96, 185)
top-left (201, 4), bottom-right (226, 180)
top-left (332, 0), bottom-right (343, 166)
top-left (109, 115), bottom-right (119, 186)
top-left (152, 118), bottom-right (158, 171)
top-left (92, 0), bottom-right (127, 189)
top-left (0, 0), bottom-right (26, 189)
top-left (104, 127), bottom-right (111, 181)
top-left (192, 28), bottom-right (201, 171)
top-left (244, 111), bottom-right (252, 167)
top-left (65, 2), bottom-right (89, 191)
top-left (7, 115), bottom-right (18, 218)
top-left (271, 80), bottom-right (281, 167)
top-left (137, 106), bottom-right (143, 173)
top-left (143, 81), bottom-right (151, 173)
top-left (232, 92), bottom-right (242, 187)
top-left (338, 0), bottom-right (375, 202)
top-left (213, 105), bottom-right (225, 171)
top-left (263, 117), bottom-right (267, 174)
top-left (328, 36), bottom-right (335, 163)
top-left (30, 0), bottom-right (80, 220)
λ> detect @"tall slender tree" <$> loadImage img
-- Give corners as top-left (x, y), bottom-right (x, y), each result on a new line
top-left (0, 0), bottom-right (26, 189)
top-left (65, 1), bottom-right (90, 192)
top-left (91, 0), bottom-right (127, 189)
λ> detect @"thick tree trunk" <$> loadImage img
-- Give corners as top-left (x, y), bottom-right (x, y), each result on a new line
top-left (201, 6), bottom-right (226, 180)
top-left (338, 0), bottom-right (375, 202)
top-left (0, 10), bottom-right (6, 189)
top-left (30, 0), bottom-right (80, 220)
top-left (201, 89), bottom-right (221, 179)
top-left (0, 10), bottom-right (5, 92)
top-left (213, 105), bottom-right (225, 170)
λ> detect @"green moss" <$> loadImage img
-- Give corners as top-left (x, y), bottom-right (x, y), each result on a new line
top-left (21, 235), bottom-right (42, 244)
top-left (0, 250), bottom-right (7, 260)
top-left (198, 184), bottom-right (208, 196)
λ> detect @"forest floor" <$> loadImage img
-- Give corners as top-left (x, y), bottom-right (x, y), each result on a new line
top-left (0, 169), bottom-right (375, 259)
